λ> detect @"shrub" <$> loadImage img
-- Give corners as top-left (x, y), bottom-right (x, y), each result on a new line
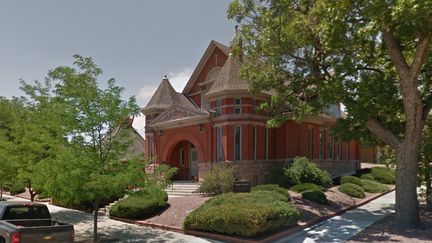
top-left (290, 183), bottom-right (323, 193)
top-left (360, 179), bottom-right (389, 193)
top-left (338, 183), bottom-right (365, 198)
top-left (109, 187), bottom-right (168, 219)
top-left (184, 191), bottom-right (301, 237)
top-left (370, 167), bottom-right (396, 184)
top-left (269, 169), bottom-right (290, 188)
top-left (340, 176), bottom-right (362, 186)
top-left (302, 190), bottom-right (328, 205)
top-left (9, 182), bottom-right (25, 195)
top-left (360, 173), bottom-right (375, 181)
top-left (284, 157), bottom-right (333, 187)
top-left (353, 168), bottom-right (372, 177)
top-left (198, 164), bottom-right (236, 195)
top-left (252, 184), bottom-right (291, 201)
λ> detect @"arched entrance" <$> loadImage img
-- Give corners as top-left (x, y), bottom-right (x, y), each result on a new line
top-left (167, 140), bottom-right (201, 181)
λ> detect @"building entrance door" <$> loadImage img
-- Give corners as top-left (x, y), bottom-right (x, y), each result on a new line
top-left (190, 147), bottom-right (199, 180)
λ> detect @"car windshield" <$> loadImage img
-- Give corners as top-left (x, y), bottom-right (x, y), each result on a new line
top-left (3, 205), bottom-right (51, 220)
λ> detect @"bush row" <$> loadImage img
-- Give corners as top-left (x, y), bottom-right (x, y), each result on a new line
top-left (184, 189), bottom-right (300, 237)
top-left (109, 187), bottom-right (168, 219)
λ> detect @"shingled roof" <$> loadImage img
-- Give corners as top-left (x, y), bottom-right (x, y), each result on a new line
top-left (205, 53), bottom-right (251, 98)
top-left (142, 77), bottom-right (197, 114)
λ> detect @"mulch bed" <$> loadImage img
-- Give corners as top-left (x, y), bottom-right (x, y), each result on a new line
top-left (348, 203), bottom-right (432, 243)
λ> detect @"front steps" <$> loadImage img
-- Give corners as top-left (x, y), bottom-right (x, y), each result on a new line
top-left (165, 181), bottom-right (200, 197)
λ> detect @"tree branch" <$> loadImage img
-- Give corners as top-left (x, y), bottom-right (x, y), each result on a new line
top-left (409, 33), bottom-right (431, 80)
top-left (367, 118), bottom-right (402, 149)
top-left (382, 29), bottom-right (410, 81)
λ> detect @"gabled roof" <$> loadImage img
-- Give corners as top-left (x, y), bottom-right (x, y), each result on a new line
top-left (150, 104), bottom-right (208, 126)
top-left (142, 77), bottom-right (197, 114)
top-left (205, 54), bottom-right (250, 98)
top-left (182, 40), bottom-right (229, 94)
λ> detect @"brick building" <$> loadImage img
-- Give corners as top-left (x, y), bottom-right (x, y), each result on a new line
top-left (142, 40), bottom-right (360, 185)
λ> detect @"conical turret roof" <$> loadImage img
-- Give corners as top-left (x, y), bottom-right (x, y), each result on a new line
top-left (142, 77), bottom-right (196, 114)
top-left (206, 54), bottom-right (250, 97)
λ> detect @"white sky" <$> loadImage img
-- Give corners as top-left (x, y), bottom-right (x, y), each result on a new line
top-left (0, 0), bottom-right (235, 136)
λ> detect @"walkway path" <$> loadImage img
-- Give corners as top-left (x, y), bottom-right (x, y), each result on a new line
top-left (276, 191), bottom-right (395, 243)
top-left (3, 195), bottom-right (209, 243)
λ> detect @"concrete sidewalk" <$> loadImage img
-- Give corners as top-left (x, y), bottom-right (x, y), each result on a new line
top-left (276, 191), bottom-right (395, 243)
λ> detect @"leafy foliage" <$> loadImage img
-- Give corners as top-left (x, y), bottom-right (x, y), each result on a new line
top-left (198, 164), bottom-right (236, 195)
top-left (301, 190), bottom-right (328, 205)
top-left (284, 157), bottom-right (332, 187)
top-left (252, 184), bottom-right (291, 201)
top-left (184, 191), bottom-right (300, 237)
top-left (109, 187), bottom-right (168, 219)
top-left (289, 183), bottom-right (323, 193)
top-left (338, 183), bottom-right (365, 198)
top-left (360, 179), bottom-right (389, 193)
top-left (340, 176), bottom-right (362, 186)
top-left (360, 173), bottom-right (375, 181)
top-left (370, 167), bottom-right (396, 184)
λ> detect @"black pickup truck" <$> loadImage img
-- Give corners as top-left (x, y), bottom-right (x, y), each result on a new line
top-left (0, 201), bottom-right (74, 243)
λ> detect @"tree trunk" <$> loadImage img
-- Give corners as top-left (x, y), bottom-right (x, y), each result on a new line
top-left (0, 184), bottom-right (3, 198)
top-left (93, 200), bottom-right (99, 242)
top-left (395, 141), bottom-right (421, 227)
top-left (425, 166), bottom-right (432, 209)
top-left (29, 187), bottom-right (36, 202)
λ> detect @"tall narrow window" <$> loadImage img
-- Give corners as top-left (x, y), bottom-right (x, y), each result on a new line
top-left (319, 130), bottom-right (325, 159)
top-left (265, 127), bottom-right (269, 160)
top-left (149, 136), bottom-right (154, 158)
top-left (253, 99), bottom-right (257, 114)
top-left (329, 138), bottom-right (335, 160)
top-left (338, 140), bottom-right (342, 160)
top-left (179, 148), bottom-right (184, 165)
top-left (217, 127), bottom-right (223, 161)
top-left (234, 98), bottom-right (242, 114)
top-left (346, 142), bottom-right (350, 160)
top-left (234, 126), bottom-right (242, 160)
top-left (308, 128), bottom-right (314, 159)
top-left (216, 99), bottom-right (222, 117)
top-left (253, 126), bottom-right (257, 160)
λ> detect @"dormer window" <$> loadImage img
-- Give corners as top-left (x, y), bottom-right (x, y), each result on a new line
top-left (234, 98), bottom-right (241, 114)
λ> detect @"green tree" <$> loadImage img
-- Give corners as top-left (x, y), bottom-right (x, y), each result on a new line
top-left (25, 55), bottom-right (143, 242)
top-left (229, 0), bottom-right (432, 227)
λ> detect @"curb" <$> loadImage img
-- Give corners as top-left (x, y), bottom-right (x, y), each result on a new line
top-left (109, 187), bottom-right (395, 243)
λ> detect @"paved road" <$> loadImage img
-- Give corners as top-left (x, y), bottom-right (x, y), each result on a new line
top-left (276, 191), bottom-right (395, 243)
top-left (4, 195), bottom-right (209, 243)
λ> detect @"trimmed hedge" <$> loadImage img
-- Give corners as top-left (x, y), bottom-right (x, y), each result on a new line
top-left (184, 191), bottom-right (301, 237)
top-left (109, 188), bottom-right (168, 219)
top-left (252, 184), bottom-right (291, 201)
top-left (302, 190), bottom-right (328, 205)
top-left (359, 173), bottom-right (375, 181)
top-left (370, 167), bottom-right (396, 184)
top-left (198, 165), bottom-right (236, 195)
top-left (338, 183), bottom-right (365, 198)
top-left (340, 176), bottom-right (362, 186)
top-left (360, 179), bottom-right (389, 193)
top-left (290, 183), bottom-right (323, 193)
top-left (284, 157), bottom-right (333, 187)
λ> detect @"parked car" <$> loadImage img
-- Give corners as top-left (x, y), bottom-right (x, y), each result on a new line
top-left (0, 201), bottom-right (74, 243)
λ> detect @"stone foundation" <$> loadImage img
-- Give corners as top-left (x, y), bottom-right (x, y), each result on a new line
top-left (198, 159), bottom-right (360, 185)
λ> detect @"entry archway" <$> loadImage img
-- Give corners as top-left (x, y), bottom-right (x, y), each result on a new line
top-left (161, 133), bottom-right (205, 181)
